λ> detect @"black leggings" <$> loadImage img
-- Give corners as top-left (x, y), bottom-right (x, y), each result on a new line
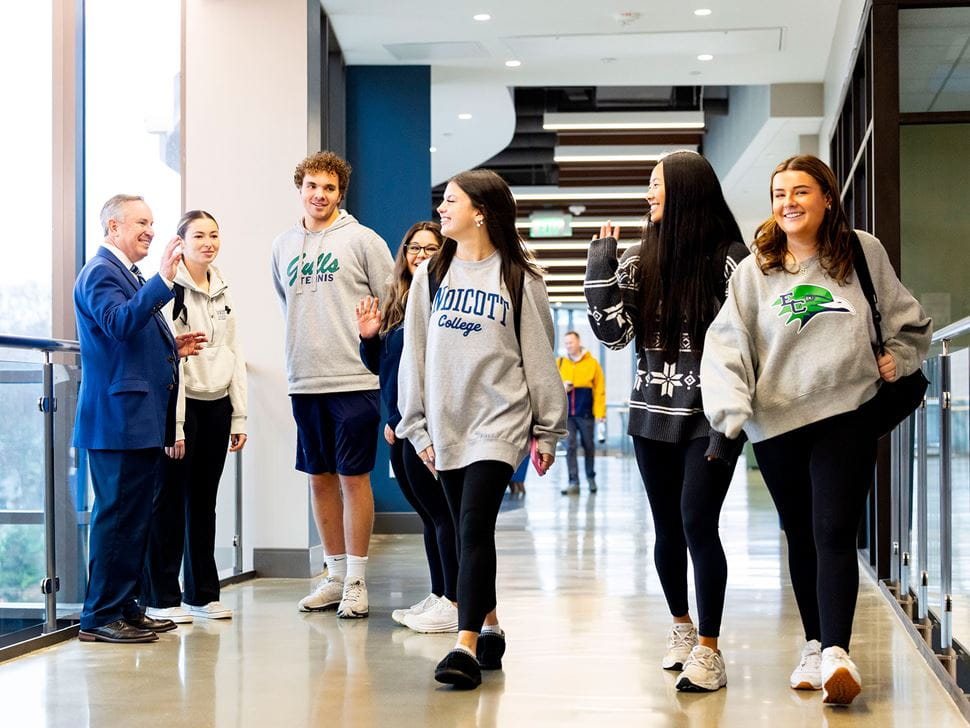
top-left (438, 460), bottom-right (514, 632)
top-left (389, 438), bottom-right (459, 601)
top-left (143, 396), bottom-right (232, 608)
top-left (753, 407), bottom-right (876, 650)
top-left (632, 436), bottom-right (735, 637)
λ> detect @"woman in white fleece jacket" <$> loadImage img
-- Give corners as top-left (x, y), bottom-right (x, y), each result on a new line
top-left (143, 210), bottom-right (248, 623)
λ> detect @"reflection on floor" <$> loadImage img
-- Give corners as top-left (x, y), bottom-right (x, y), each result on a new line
top-left (1, 455), bottom-right (966, 727)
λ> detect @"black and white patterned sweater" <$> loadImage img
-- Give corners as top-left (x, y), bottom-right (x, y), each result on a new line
top-left (584, 236), bottom-right (749, 460)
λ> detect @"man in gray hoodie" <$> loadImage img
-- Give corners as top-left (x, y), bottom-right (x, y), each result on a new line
top-left (271, 151), bottom-right (394, 618)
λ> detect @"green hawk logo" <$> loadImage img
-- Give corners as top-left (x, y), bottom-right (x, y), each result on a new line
top-left (772, 284), bottom-right (854, 331)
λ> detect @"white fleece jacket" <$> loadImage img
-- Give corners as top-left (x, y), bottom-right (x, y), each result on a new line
top-left (166, 262), bottom-right (247, 440)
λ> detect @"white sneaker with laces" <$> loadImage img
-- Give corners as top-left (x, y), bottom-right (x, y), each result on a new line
top-left (790, 639), bottom-right (822, 690)
top-left (676, 645), bottom-right (727, 692)
top-left (402, 597), bottom-right (459, 633)
top-left (337, 577), bottom-right (369, 619)
top-left (391, 593), bottom-right (439, 626)
top-left (298, 575), bottom-right (344, 612)
top-left (185, 601), bottom-right (233, 620)
top-left (821, 646), bottom-right (862, 705)
top-left (146, 606), bottom-right (193, 624)
top-left (662, 623), bottom-right (698, 670)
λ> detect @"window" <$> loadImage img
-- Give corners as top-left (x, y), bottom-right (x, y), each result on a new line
top-left (84, 0), bottom-right (181, 273)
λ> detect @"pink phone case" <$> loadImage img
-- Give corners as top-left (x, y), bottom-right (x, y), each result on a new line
top-left (530, 437), bottom-right (546, 476)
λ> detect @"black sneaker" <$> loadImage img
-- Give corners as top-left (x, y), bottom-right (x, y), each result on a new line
top-left (434, 649), bottom-right (481, 689)
top-left (477, 631), bottom-right (506, 670)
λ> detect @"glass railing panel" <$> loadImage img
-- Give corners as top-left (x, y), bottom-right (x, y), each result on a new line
top-left (949, 346), bottom-right (970, 647)
top-left (925, 355), bottom-right (943, 621)
top-left (53, 362), bottom-right (85, 625)
top-left (0, 360), bottom-right (48, 642)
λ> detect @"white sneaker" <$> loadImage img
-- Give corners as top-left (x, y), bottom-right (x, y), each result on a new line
top-left (337, 577), bottom-right (369, 619)
top-left (821, 646), bottom-right (862, 705)
top-left (146, 606), bottom-right (193, 624)
top-left (402, 597), bottom-right (459, 633)
top-left (790, 639), bottom-right (822, 690)
top-left (676, 645), bottom-right (727, 692)
top-left (184, 601), bottom-right (233, 620)
top-left (662, 623), bottom-right (698, 670)
top-left (391, 593), bottom-right (440, 626)
top-left (298, 575), bottom-right (344, 612)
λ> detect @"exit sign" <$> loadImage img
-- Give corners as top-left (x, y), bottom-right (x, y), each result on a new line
top-left (529, 212), bottom-right (572, 238)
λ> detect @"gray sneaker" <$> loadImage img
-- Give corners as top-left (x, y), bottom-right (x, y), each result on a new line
top-left (588, 478), bottom-right (598, 493)
top-left (560, 483), bottom-right (580, 495)
top-left (337, 577), bottom-right (369, 619)
top-left (676, 645), bottom-right (727, 692)
top-left (298, 575), bottom-right (344, 612)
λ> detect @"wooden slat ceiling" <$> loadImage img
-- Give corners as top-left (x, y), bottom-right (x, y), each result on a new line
top-left (431, 86), bottom-right (717, 302)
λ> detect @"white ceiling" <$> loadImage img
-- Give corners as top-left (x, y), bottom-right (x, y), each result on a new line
top-left (322, 0), bottom-right (847, 196)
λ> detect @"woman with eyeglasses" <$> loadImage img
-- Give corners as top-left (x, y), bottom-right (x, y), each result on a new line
top-left (143, 209), bottom-right (247, 624)
top-left (356, 221), bottom-right (460, 634)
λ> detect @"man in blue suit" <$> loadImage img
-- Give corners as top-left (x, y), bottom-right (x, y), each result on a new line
top-left (74, 194), bottom-right (206, 643)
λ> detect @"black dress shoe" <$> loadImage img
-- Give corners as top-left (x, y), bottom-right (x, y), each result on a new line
top-left (125, 613), bottom-right (177, 632)
top-left (477, 631), bottom-right (506, 670)
top-left (434, 649), bottom-right (481, 689)
top-left (79, 619), bottom-right (159, 643)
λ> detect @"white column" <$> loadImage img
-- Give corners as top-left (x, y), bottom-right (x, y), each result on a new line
top-left (184, 0), bottom-right (312, 563)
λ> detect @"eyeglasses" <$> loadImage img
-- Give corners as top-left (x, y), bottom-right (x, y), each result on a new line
top-left (405, 244), bottom-right (440, 256)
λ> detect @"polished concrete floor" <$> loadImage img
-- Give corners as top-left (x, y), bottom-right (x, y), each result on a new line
top-left (1, 455), bottom-right (967, 727)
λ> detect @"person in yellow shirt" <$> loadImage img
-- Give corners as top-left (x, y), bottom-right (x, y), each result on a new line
top-left (557, 331), bottom-right (606, 494)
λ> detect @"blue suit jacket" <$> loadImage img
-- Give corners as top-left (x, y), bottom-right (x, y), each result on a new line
top-left (73, 247), bottom-right (178, 450)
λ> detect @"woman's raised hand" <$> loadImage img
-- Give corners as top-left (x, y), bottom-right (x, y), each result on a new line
top-left (593, 220), bottom-right (620, 242)
top-left (355, 296), bottom-right (382, 339)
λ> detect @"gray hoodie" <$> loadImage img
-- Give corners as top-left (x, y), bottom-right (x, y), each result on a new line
top-left (271, 211), bottom-right (394, 394)
top-left (700, 230), bottom-right (932, 442)
top-left (165, 261), bottom-right (247, 439)
top-left (396, 252), bottom-right (568, 470)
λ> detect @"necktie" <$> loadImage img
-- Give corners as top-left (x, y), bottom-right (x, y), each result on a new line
top-left (130, 264), bottom-right (146, 286)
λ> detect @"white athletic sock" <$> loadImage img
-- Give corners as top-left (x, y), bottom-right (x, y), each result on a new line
top-left (325, 554), bottom-right (347, 580)
top-left (346, 554), bottom-right (368, 581)
top-left (481, 622), bottom-right (504, 636)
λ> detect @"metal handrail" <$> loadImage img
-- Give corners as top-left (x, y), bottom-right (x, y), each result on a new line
top-left (0, 334), bottom-right (80, 354)
top-left (932, 314), bottom-right (970, 343)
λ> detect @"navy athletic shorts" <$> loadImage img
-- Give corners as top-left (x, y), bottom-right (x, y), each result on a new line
top-left (290, 390), bottom-right (380, 476)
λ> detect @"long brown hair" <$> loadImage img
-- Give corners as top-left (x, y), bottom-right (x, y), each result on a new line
top-left (176, 209), bottom-right (218, 239)
top-left (754, 155), bottom-right (854, 284)
top-left (428, 169), bottom-right (543, 312)
top-left (380, 221), bottom-right (443, 335)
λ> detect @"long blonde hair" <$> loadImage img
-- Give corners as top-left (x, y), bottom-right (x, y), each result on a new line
top-left (380, 221), bottom-right (444, 335)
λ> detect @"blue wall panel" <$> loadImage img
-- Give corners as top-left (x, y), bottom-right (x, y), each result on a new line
top-left (345, 65), bottom-right (431, 512)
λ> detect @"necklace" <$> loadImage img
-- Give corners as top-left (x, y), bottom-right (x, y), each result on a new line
top-left (784, 251), bottom-right (811, 275)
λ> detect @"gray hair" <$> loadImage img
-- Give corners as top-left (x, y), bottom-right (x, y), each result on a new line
top-left (100, 194), bottom-right (144, 235)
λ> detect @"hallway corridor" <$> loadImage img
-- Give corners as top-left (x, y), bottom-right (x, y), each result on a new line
top-left (0, 455), bottom-right (964, 727)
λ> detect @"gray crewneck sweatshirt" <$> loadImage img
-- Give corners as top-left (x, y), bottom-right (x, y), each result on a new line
top-left (271, 211), bottom-right (394, 394)
top-left (395, 252), bottom-right (568, 470)
top-left (700, 230), bottom-right (932, 442)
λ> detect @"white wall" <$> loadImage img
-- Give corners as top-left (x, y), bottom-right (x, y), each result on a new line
top-left (184, 0), bottom-right (311, 559)
top-left (819, 0), bottom-right (870, 158)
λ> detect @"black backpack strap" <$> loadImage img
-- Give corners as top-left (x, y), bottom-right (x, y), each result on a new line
top-left (427, 266), bottom-right (441, 309)
top-left (513, 270), bottom-right (524, 344)
top-left (172, 283), bottom-right (186, 323)
top-left (850, 232), bottom-right (885, 352)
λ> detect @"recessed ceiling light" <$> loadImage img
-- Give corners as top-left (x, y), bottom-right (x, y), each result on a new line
top-left (473, 13), bottom-right (491, 21)
top-left (429, 146), bottom-right (437, 153)
top-left (694, 8), bottom-right (712, 16)
top-left (505, 59), bottom-right (521, 68)
top-left (458, 113), bottom-right (473, 120)
top-left (697, 54), bottom-right (714, 61)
